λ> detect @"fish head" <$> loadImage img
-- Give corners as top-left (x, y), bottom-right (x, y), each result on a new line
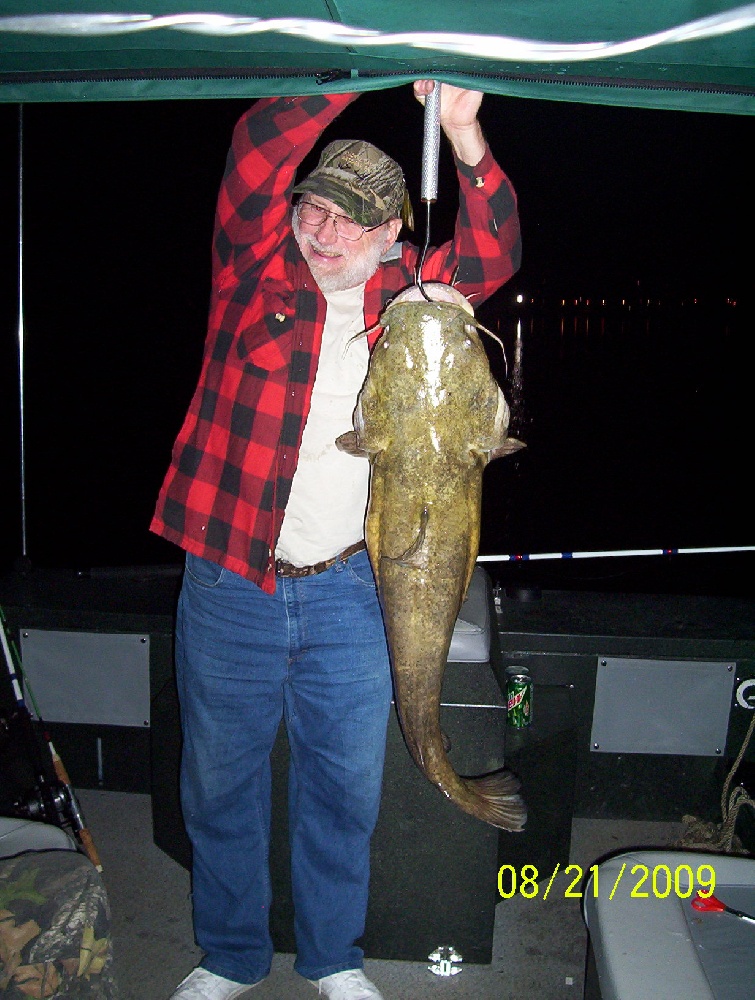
top-left (340, 280), bottom-right (524, 463)
top-left (383, 281), bottom-right (475, 314)
top-left (361, 282), bottom-right (509, 461)
top-left (376, 282), bottom-right (487, 383)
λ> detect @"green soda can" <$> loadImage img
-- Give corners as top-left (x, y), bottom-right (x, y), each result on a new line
top-left (506, 672), bottom-right (533, 728)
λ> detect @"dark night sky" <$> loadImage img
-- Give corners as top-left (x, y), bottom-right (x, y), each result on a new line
top-left (1, 86), bottom-right (748, 302)
top-left (0, 87), bottom-right (751, 584)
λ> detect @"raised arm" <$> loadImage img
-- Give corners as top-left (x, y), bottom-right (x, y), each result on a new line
top-left (410, 80), bottom-right (522, 304)
top-left (212, 93), bottom-right (358, 287)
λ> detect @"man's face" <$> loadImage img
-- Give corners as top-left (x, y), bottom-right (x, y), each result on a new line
top-left (292, 194), bottom-right (402, 294)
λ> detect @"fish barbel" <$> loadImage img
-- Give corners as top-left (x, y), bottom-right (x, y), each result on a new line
top-left (337, 282), bottom-right (527, 831)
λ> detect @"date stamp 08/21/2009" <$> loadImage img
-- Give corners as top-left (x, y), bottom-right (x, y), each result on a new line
top-left (497, 862), bottom-right (717, 901)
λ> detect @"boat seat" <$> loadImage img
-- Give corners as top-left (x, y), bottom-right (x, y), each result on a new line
top-left (583, 848), bottom-right (755, 1000)
top-left (447, 565), bottom-right (491, 664)
top-left (0, 816), bottom-right (77, 859)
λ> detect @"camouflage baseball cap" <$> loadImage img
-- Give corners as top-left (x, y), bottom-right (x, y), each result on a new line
top-left (293, 139), bottom-right (414, 230)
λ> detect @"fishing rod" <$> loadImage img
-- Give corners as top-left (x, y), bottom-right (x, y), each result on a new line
top-left (476, 544), bottom-right (755, 563)
top-left (415, 79), bottom-right (441, 301)
top-left (0, 603), bottom-right (102, 870)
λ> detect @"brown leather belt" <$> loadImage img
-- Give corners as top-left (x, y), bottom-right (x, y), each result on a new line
top-left (275, 540), bottom-right (366, 578)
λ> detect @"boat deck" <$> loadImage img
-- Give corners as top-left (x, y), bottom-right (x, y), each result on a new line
top-left (80, 788), bottom-right (683, 1000)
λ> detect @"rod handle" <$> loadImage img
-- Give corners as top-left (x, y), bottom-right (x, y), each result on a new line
top-left (50, 742), bottom-right (103, 872)
top-left (77, 826), bottom-right (103, 873)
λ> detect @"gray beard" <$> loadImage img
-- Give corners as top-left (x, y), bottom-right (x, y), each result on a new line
top-left (292, 215), bottom-right (388, 294)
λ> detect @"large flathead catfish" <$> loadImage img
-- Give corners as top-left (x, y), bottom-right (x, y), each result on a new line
top-left (337, 282), bottom-right (527, 832)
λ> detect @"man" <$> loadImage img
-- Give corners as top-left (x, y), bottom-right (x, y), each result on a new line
top-left (151, 80), bottom-right (521, 1000)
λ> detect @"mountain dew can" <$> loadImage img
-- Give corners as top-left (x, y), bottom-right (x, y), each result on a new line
top-left (506, 672), bottom-right (533, 728)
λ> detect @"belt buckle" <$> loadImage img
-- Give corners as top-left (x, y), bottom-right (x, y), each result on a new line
top-left (276, 558), bottom-right (321, 578)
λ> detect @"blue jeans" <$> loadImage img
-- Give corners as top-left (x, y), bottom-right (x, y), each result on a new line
top-left (175, 549), bottom-right (392, 985)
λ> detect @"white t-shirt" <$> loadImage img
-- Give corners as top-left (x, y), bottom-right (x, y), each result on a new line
top-left (275, 284), bottom-right (370, 566)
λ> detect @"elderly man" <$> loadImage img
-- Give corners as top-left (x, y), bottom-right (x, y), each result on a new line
top-left (151, 80), bottom-right (521, 1000)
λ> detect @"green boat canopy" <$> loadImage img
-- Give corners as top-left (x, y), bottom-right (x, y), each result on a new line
top-left (0, 2), bottom-right (753, 113)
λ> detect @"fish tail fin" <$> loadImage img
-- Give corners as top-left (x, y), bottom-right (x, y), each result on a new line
top-left (461, 769), bottom-right (527, 832)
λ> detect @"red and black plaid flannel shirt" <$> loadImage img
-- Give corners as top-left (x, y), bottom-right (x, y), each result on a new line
top-left (150, 92), bottom-right (521, 592)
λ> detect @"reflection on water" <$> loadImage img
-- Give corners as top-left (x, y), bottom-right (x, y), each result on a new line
top-left (508, 319), bottom-right (524, 433)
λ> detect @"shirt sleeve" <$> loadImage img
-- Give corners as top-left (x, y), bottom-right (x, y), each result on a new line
top-left (406, 143), bottom-right (522, 307)
top-left (211, 93), bottom-right (358, 291)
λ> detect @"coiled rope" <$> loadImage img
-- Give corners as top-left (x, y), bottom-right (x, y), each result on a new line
top-left (675, 710), bottom-right (755, 854)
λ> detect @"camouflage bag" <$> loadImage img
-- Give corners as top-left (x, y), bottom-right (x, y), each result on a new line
top-left (0, 849), bottom-right (119, 998)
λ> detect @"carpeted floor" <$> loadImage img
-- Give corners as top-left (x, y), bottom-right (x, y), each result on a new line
top-left (77, 790), bottom-right (682, 1000)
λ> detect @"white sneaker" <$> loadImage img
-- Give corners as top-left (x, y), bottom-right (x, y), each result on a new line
top-left (308, 969), bottom-right (384, 999)
top-left (170, 967), bottom-right (260, 999)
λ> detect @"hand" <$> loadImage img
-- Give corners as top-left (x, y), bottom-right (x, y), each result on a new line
top-left (413, 79), bottom-right (483, 131)
top-left (413, 80), bottom-right (486, 167)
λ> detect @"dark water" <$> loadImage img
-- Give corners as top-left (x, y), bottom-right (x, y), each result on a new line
top-left (474, 295), bottom-right (752, 596)
top-left (2, 293), bottom-right (750, 598)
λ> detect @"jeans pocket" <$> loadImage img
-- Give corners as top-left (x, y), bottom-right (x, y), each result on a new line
top-left (184, 552), bottom-right (225, 588)
top-left (344, 550), bottom-right (378, 589)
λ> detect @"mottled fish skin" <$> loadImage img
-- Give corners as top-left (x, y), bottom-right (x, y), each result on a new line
top-left (337, 282), bottom-right (527, 832)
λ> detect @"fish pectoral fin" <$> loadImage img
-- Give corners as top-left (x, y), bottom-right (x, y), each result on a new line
top-left (384, 504), bottom-right (429, 568)
top-left (441, 731), bottom-right (451, 753)
top-left (488, 437), bottom-right (526, 462)
top-left (335, 431), bottom-right (368, 458)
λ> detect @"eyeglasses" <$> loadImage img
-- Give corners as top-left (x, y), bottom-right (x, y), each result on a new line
top-left (295, 200), bottom-right (387, 242)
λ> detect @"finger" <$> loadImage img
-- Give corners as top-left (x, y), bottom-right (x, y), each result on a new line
top-left (413, 79), bottom-right (435, 100)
